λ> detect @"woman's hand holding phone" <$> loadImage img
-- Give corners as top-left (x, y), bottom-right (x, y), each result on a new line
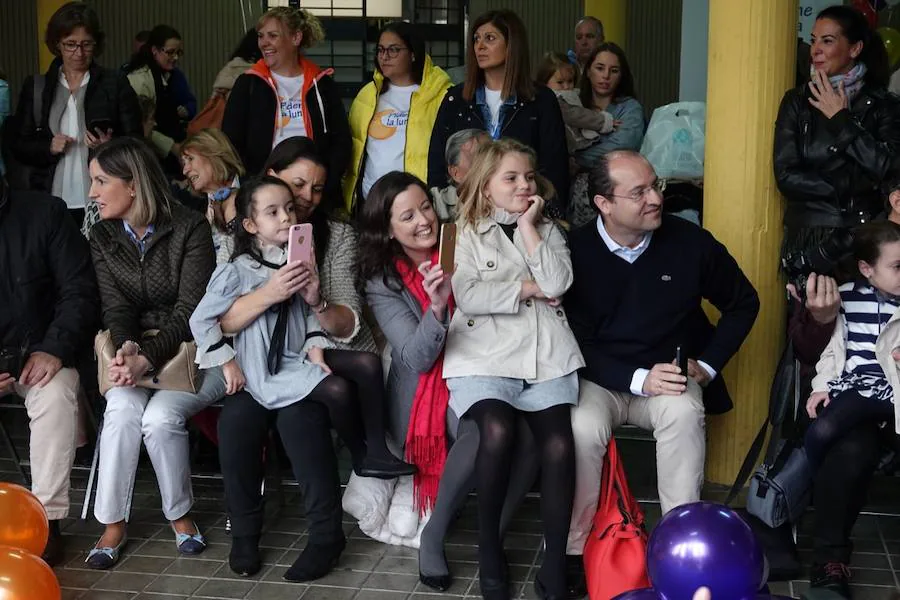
top-left (418, 261), bottom-right (451, 319)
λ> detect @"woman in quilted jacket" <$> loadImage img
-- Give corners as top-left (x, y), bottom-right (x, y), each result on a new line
top-left (85, 136), bottom-right (226, 569)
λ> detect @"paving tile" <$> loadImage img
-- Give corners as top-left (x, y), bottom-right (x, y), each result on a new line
top-left (93, 571), bottom-right (157, 592)
top-left (192, 578), bottom-right (256, 598)
top-left (361, 572), bottom-right (419, 592)
top-left (299, 586), bottom-right (357, 600)
top-left (143, 575), bottom-right (206, 595)
top-left (246, 581), bottom-right (307, 599)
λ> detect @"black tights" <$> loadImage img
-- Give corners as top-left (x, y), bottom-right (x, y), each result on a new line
top-left (305, 349), bottom-right (393, 466)
top-left (468, 400), bottom-right (575, 596)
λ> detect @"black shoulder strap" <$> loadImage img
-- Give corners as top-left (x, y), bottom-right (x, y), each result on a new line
top-left (724, 340), bottom-right (796, 505)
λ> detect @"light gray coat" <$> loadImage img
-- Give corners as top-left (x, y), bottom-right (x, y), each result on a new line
top-left (365, 274), bottom-right (455, 444)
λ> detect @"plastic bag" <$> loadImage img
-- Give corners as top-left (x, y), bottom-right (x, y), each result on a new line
top-left (639, 101), bottom-right (706, 179)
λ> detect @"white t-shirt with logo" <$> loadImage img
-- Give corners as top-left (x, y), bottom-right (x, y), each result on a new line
top-left (484, 87), bottom-right (503, 138)
top-left (361, 83), bottom-right (419, 198)
top-left (272, 73), bottom-right (307, 148)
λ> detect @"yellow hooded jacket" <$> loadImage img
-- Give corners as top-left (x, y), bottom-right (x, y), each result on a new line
top-left (342, 55), bottom-right (451, 214)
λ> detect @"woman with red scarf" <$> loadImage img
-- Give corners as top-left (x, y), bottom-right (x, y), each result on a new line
top-left (358, 171), bottom-right (537, 592)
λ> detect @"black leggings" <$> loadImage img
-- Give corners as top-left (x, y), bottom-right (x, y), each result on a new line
top-left (468, 399), bottom-right (575, 595)
top-left (804, 387), bottom-right (894, 469)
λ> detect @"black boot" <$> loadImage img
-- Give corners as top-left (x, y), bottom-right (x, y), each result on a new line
top-left (283, 537), bottom-right (346, 582)
top-left (810, 562), bottom-right (851, 598)
top-left (41, 520), bottom-right (64, 567)
top-left (564, 555), bottom-right (587, 599)
top-left (356, 454), bottom-right (417, 479)
top-left (229, 535), bottom-right (261, 577)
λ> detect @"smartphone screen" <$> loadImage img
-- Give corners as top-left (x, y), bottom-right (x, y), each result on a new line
top-left (287, 223), bottom-right (314, 264)
top-left (438, 223), bottom-right (457, 274)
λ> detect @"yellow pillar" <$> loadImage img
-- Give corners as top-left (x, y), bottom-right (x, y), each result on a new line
top-left (584, 0), bottom-right (627, 50)
top-left (36, 0), bottom-right (68, 72)
top-left (703, 0), bottom-right (797, 484)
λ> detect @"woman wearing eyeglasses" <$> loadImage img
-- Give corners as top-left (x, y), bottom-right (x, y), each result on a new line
top-left (342, 22), bottom-right (451, 217)
top-left (124, 25), bottom-right (195, 171)
top-left (9, 1), bottom-right (141, 234)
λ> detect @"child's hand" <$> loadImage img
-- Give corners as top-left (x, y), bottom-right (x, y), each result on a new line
top-left (223, 358), bottom-right (246, 395)
top-left (892, 347), bottom-right (900, 362)
top-left (308, 346), bottom-right (332, 374)
top-left (806, 390), bottom-right (829, 418)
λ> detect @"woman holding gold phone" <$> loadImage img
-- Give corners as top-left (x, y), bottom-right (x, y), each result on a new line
top-left (343, 21), bottom-right (451, 216)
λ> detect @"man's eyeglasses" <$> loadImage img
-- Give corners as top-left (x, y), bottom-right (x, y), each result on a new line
top-left (376, 45), bottom-right (408, 59)
top-left (609, 179), bottom-right (666, 202)
top-left (60, 40), bottom-right (96, 53)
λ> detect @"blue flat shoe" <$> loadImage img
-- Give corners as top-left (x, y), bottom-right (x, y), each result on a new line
top-left (172, 522), bottom-right (207, 555)
top-left (85, 534), bottom-right (127, 570)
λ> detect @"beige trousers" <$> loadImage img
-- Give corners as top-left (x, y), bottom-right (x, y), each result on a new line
top-left (7, 368), bottom-right (82, 520)
top-left (567, 377), bottom-right (706, 554)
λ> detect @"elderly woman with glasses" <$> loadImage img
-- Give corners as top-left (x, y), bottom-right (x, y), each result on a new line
top-left (342, 21), bottom-right (451, 217)
top-left (9, 1), bottom-right (141, 234)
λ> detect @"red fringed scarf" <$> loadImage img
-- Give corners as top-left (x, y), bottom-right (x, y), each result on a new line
top-left (395, 251), bottom-right (454, 514)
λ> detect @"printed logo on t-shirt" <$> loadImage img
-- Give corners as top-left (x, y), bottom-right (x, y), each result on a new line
top-left (278, 93), bottom-right (304, 128)
top-left (367, 109), bottom-right (410, 140)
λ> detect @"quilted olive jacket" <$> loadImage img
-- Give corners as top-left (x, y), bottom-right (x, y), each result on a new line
top-left (89, 203), bottom-right (214, 369)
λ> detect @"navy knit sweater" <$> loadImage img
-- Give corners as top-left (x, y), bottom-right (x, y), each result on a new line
top-left (566, 215), bottom-right (760, 414)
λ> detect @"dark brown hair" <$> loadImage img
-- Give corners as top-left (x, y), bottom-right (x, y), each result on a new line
top-left (579, 42), bottom-right (637, 107)
top-left (376, 21), bottom-right (426, 88)
top-left (45, 2), bottom-right (105, 57)
top-left (358, 171), bottom-right (433, 290)
top-left (816, 4), bottom-right (890, 88)
top-left (853, 220), bottom-right (900, 265)
top-left (463, 10), bottom-right (534, 102)
top-left (262, 136), bottom-right (331, 264)
top-left (231, 175), bottom-right (295, 261)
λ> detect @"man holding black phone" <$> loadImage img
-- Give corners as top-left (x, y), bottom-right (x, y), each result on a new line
top-left (0, 176), bottom-right (99, 564)
top-left (562, 151), bottom-right (759, 594)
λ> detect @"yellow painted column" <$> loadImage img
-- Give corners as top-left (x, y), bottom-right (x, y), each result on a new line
top-left (584, 0), bottom-right (627, 50)
top-left (703, 0), bottom-right (797, 484)
top-left (36, 0), bottom-right (68, 72)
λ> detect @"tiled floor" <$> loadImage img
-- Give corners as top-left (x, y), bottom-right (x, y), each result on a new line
top-left (3, 411), bottom-right (900, 599)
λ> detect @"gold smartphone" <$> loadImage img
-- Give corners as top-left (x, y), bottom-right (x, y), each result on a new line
top-left (438, 223), bottom-right (457, 273)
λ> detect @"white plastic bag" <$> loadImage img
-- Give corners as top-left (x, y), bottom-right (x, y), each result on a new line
top-left (639, 102), bottom-right (705, 179)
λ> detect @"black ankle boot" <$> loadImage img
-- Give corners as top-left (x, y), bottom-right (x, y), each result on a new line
top-left (229, 535), bottom-right (261, 577)
top-left (356, 454), bottom-right (417, 479)
top-left (283, 537), bottom-right (346, 582)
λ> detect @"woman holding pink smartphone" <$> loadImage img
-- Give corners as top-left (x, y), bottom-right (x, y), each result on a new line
top-left (190, 175), bottom-right (415, 581)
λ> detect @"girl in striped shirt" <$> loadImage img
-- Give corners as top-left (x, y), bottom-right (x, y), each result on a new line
top-left (807, 220), bottom-right (900, 468)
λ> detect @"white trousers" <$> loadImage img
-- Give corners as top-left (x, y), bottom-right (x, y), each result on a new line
top-left (94, 367), bottom-right (225, 524)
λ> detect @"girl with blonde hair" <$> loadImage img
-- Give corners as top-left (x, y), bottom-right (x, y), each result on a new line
top-left (445, 138), bottom-right (584, 599)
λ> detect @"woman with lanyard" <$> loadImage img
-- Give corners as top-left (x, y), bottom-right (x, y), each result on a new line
top-left (223, 7), bottom-right (350, 202)
top-left (427, 9), bottom-right (568, 217)
top-left (180, 129), bottom-right (244, 264)
top-left (342, 21), bottom-right (451, 216)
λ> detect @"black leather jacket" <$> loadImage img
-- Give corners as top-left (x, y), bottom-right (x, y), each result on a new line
top-left (773, 83), bottom-right (900, 230)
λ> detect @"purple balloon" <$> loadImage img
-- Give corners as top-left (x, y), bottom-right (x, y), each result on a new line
top-left (613, 589), bottom-right (660, 600)
top-left (647, 502), bottom-right (765, 600)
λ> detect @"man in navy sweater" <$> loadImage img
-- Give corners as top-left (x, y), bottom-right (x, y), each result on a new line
top-left (564, 151), bottom-right (760, 578)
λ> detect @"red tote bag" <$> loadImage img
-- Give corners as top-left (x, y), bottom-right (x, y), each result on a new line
top-left (583, 437), bottom-right (651, 599)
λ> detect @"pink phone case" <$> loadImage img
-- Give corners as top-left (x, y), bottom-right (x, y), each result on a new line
top-left (287, 223), bottom-right (314, 264)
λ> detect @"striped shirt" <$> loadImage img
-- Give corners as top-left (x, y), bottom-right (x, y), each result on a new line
top-left (840, 282), bottom-right (900, 376)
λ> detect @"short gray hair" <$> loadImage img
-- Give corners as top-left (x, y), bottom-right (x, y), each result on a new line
top-left (445, 129), bottom-right (489, 167)
top-left (576, 16), bottom-right (604, 39)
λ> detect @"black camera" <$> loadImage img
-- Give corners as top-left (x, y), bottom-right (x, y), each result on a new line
top-left (0, 347), bottom-right (25, 379)
top-left (782, 212), bottom-right (870, 295)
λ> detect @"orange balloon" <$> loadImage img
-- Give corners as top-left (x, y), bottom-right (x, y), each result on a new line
top-left (0, 545), bottom-right (60, 599)
top-left (0, 483), bottom-right (49, 556)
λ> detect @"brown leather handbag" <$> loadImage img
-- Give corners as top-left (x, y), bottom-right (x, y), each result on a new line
top-left (95, 330), bottom-right (198, 396)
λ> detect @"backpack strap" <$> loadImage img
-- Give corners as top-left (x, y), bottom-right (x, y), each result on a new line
top-left (32, 74), bottom-right (45, 130)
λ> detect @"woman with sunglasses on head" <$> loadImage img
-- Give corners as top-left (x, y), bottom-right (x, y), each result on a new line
top-left (342, 21), bottom-right (451, 217)
top-left (9, 1), bottom-right (141, 234)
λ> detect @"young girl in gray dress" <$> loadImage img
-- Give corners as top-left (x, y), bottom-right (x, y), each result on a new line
top-left (189, 177), bottom-right (415, 578)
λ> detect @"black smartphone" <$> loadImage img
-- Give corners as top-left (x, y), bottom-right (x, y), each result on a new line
top-left (676, 346), bottom-right (688, 376)
top-left (89, 118), bottom-right (113, 135)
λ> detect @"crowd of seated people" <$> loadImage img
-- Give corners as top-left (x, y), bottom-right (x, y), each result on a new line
top-left (2, 2), bottom-right (900, 600)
